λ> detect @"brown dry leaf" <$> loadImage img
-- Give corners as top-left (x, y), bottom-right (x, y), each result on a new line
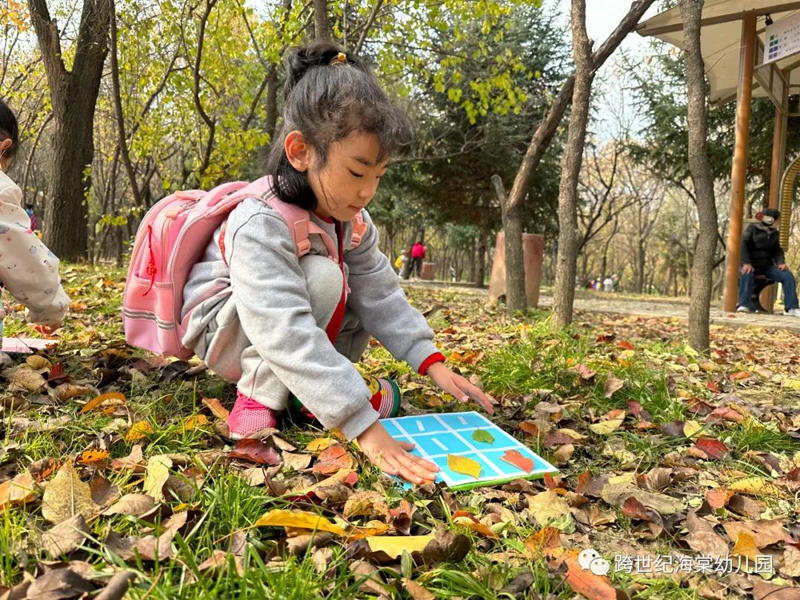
top-left (684, 512), bottom-right (729, 559)
top-left (705, 488), bottom-right (734, 510)
top-left (143, 455), bottom-right (173, 503)
top-left (553, 444), bottom-right (574, 465)
top-left (102, 493), bottom-right (156, 517)
top-left (281, 452), bottom-right (312, 471)
top-left (41, 461), bottom-right (100, 524)
top-left (229, 439), bottom-right (282, 465)
top-left (89, 477), bottom-right (119, 507)
top-left (781, 545), bottom-right (800, 578)
top-left (41, 514), bottom-right (90, 557)
top-left (202, 397), bottom-right (230, 420)
top-left (26, 355), bottom-right (51, 370)
top-left (421, 528), bottom-right (471, 564)
top-left (25, 566), bottom-right (95, 600)
top-left (603, 375), bottom-right (624, 398)
top-left (721, 520), bottom-right (787, 548)
top-left (526, 490), bottom-right (571, 527)
top-left (343, 491), bottom-right (390, 520)
top-left (403, 578), bottom-right (435, 600)
top-left (110, 444), bottom-right (145, 471)
top-left (4, 365), bottom-right (46, 392)
top-left (751, 580), bottom-right (799, 600)
top-left (601, 482), bottom-right (685, 515)
top-left (52, 383), bottom-right (92, 401)
top-left (350, 560), bottom-right (389, 599)
top-left (0, 472), bottom-right (37, 508)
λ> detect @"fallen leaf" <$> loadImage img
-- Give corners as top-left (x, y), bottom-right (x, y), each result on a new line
top-left (526, 490), bottom-right (571, 526)
top-left (705, 488), bottom-right (734, 510)
top-left (182, 415), bottom-right (209, 431)
top-left (41, 461), bottom-right (100, 524)
top-left (26, 355), bottom-right (51, 370)
top-left (79, 449), bottom-right (109, 464)
top-left (229, 439), bottom-right (282, 465)
top-left (501, 449), bottom-right (534, 473)
top-left (282, 452), bottom-right (312, 471)
top-left (90, 477), bottom-right (119, 507)
top-left (350, 559), bottom-right (389, 598)
top-left (721, 519), bottom-right (787, 548)
top-left (110, 444), bottom-right (145, 471)
top-left (731, 532), bottom-right (759, 560)
top-left (403, 578), bottom-right (435, 600)
top-left (202, 397), bottom-right (230, 420)
top-left (344, 491), bottom-right (390, 520)
top-left (575, 364), bottom-right (596, 381)
top-left (683, 420), bottom-right (703, 438)
top-left (125, 421), bottom-right (154, 442)
top-left (781, 545), bottom-right (800, 578)
top-left (52, 383), bottom-right (92, 401)
top-left (364, 534), bottom-right (436, 559)
top-left (102, 493), bottom-right (156, 517)
top-left (706, 406), bottom-right (744, 424)
top-left (26, 567), bottom-right (95, 600)
top-left (553, 444), bottom-right (574, 465)
top-left (471, 429), bottom-right (495, 445)
top-left (660, 420), bottom-right (686, 438)
top-left (41, 514), bottom-right (90, 557)
top-left (313, 445), bottom-right (355, 475)
top-left (562, 549), bottom-right (616, 600)
top-left (728, 477), bottom-right (784, 498)
top-left (420, 527), bottom-right (471, 564)
top-left (589, 419), bottom-right (623, 435)
top-left (752, 580), bottom-right (798, 600)
top-left (307, 438), bottom-right (338, 453)
top-left (601, 482), bottom-right (685, 515)
top-left (0, 472), bottom-right (36, 509)
top-left (603, 375), bottom-right (624, 398)
top-left (143, 455), bottom-right (173, 503)
top-left (694, 437), bottom-right (729, 460)
top-left (4, 365), bottom-right (46, 392)
top-left (255, 509), bottom-right (346, 535)
top-left (448, 454), bottom-right (481, 479)
top-left (622, 496), bottom-right (664, 539)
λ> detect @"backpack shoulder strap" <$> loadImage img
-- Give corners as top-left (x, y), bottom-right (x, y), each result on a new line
top-left (266, 196), bottom-right (338, 261)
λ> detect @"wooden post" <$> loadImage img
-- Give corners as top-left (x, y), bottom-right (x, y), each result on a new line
top-left (761, 71), bottom-right (789, 312)
top-left (722, 13), bottom-right (757, 313)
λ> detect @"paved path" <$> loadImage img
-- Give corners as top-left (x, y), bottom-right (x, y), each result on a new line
top-left (401, 281), bottom-right (800, 333)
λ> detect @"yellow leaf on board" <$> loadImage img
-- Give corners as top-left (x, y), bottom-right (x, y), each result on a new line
top-left (125, 421), bottom-right (154, 442)
top-left (364, 534), bottom-right (435, 558)
top-left (588, 419), bottom-right (623, 435)
top-left (448, 455), bottom-right (481, 479)
top-left (255, 509), bottom-right (346, 535)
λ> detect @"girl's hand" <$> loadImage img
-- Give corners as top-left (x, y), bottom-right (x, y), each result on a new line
top-left (357, 420), bottom-right (439, 485)
top-left (426, 362), bottom-right (496, 414)
top-left (31, 323), bottom-right (58, 335)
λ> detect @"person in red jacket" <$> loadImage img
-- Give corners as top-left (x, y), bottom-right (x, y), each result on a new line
top-left (410, 240), bottom-right (425, 279)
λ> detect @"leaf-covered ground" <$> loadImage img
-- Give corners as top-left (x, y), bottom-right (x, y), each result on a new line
top-left (1, 264), bottom-right (799, 600)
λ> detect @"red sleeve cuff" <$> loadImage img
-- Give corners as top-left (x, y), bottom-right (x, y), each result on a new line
top-left (418, 352), bottom-right (446, 376)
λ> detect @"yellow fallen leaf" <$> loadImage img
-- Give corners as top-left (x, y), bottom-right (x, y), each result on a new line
top-left (588, 419), bottom-right (623, 435)
top-left (448, 455), bottom-right (481, 479)
top-left (364, 534), bottom-right (435, 558)
top-left (290, 469), bottom-right (355, 495)
top-left (728, 476), bottom-right (784, 498)
top-left (81, 392), bottom-right (126, 414)
top-left (783, 378), bottom-right (800, 390)
top-left (557, 428), bottom-right (587, 441)
top-left (26, 355), bottom-right (51, 370)
top-left (125, 421), bottom-right (154, 442)
top-left (683, 420), bottom-right (703, 438)
top-left (255, 509), bottom-right (346, 535)
top-left (183, 415), bottom-right (209, 430)
top-left (307, 438), bottom-right (338, 453)
top-left (0, 473), bottom-right (37, 509)
top-left (41, 461), bottom-right (99, 524)
top-left (143, 455), bottom-right (173, 503)
top-left (732, 532), bottom-right (759, 560)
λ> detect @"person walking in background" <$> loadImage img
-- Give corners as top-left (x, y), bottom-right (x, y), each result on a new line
top-left (410, 240), bottom-right (425, 280)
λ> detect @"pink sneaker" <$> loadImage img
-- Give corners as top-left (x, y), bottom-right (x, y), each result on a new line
top-left (227, 391), bottom-right (278, 440)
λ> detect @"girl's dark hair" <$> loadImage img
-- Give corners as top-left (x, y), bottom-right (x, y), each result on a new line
top-left (0, 98), bottom-right (19, 161)
top-left (266, 42), bottom-right (413, 210)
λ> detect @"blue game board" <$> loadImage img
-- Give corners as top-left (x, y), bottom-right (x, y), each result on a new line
top-left (382, 411), bottom-right (558, 490)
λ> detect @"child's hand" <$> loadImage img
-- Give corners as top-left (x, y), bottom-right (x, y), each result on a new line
top-left (31, 323), bottom-right (59, 336)
top-left (357, 421), bottom-right (440, 485)
top-left (426, 362), bottom-right (496, 414)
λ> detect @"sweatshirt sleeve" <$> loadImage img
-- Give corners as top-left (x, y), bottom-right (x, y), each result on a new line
top-left (740, 225), bottom-right (753, 265)
top-left (226, 207), bottom-right (378, 440)
top-left (345, 210), bottom-right (440, 372)
top-left (0, 199), bottom-right (69, 326)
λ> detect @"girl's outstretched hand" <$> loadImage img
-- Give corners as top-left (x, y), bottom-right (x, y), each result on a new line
top-left (426, 362), bottom-right (496, 414)
top-left (357, 420), bottom-right (439, 485)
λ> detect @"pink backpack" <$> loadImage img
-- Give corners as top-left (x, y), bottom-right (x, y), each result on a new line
top-left (123, 176), bottom-right (367, 359)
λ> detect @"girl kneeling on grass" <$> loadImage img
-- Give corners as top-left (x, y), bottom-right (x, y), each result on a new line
top-left (0, 99), bottom-right (69, 341)
top-left (180, 44), bottom-right (494, 484)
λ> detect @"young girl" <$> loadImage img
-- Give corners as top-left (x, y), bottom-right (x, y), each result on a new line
top-left (0, 99), bottom-right (69, 340)
top-left (181, 44), bottom-right (494, 485)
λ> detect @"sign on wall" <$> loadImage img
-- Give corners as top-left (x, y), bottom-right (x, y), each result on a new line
top-left (764, 11), bottom-right (800, 65)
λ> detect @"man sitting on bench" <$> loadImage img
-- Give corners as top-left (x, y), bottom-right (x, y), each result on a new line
top-left (737, 208), bottom-right (800, 316)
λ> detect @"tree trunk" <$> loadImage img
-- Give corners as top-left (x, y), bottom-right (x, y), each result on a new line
top-left (28, 0), bottom-right (112, 260)
top-left (552, 0), bottom-right (593, 328)
top-left (475, 227), bottom-right (487, 288)
top-left (680, 0), bottom-right (718, 351)
top-left (313, 0), bottom-right (329, 41)
top-left (493, 175), bottom-right (525, 312)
